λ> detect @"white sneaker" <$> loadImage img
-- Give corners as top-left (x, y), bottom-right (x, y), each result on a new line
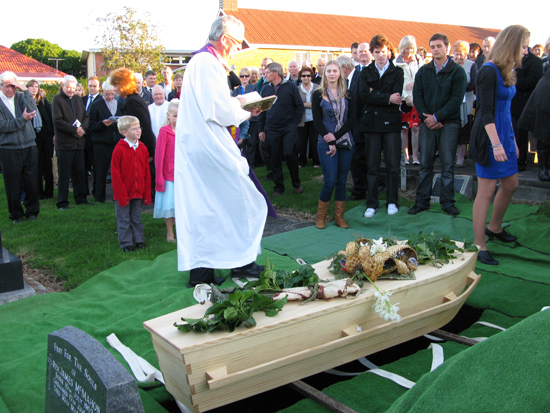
top-left (387, 204), bottom-right (399, 216)
top-left (364, 208), bottom-right (377, 218)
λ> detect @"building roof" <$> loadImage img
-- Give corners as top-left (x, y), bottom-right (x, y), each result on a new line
top-left (224, 8), bottom-right (500, 50)
top-left (0, 45), bottom-right (66, 82)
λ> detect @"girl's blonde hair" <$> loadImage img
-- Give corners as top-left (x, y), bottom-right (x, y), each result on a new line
top-left (320, 60), bottom-right (348, 100)
top-left (488, 25), bottom-right (530, 87)
top-left (163, 99), bottom-right (180, 126)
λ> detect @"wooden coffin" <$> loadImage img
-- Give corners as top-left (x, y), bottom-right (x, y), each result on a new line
top-left (144, 248), bottom-right (480, 412)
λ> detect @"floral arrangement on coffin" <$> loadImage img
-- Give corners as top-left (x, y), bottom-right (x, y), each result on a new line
top-left (329, 237), bottom-right (420, 323)
top-left (330, 237), bottom-right (419, 282)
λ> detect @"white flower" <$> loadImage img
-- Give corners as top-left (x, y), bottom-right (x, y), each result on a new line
top-left (370, 237), bottom-right (388, 256)
top-left (372, 289), bottom-right (401, 322)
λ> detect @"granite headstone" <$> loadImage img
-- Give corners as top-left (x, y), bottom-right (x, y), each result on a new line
top-left (45, 326), bottom-right (144, 413)
top-left (0, 231), bottom-right (24, 293)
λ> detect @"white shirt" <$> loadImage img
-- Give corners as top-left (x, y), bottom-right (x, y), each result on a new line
top-left (0, 91), bottom-right (16, 118)
top-left (124, 138), bottom-right (139, 150)
top-left (148, 101), bottom-right (170, 137)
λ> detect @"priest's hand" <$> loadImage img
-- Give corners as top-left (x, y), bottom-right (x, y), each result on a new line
top-left (259, 131), bottom-right (266, 142)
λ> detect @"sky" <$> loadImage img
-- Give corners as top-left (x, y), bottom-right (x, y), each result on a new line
top-left (2, 0), bottom-right (547, 52)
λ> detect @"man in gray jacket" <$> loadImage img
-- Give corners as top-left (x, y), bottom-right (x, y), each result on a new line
top-left (0, 71), bottom-right (39, 222)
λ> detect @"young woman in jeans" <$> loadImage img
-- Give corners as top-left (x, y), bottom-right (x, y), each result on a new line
top-left (311, 61), bottom-right (356, 229)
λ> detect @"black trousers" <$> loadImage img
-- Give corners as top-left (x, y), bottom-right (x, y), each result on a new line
top-left (513, 115), bottom-right (529, 167)
top-left (265, 124), bottom-right (301, 193)
top-left (365, 132), bottom-right (401, 209)
top-left (243, 121), bottom-right (259, 168)
top-left (93, 142), bottom-right (115, 203)
top-left (36, 131), bottom-right (54, 198)
top-left (298, 121), bottom-right (319, 166)
top-left (0, 146), bottom-right (40, 220)
top-left (56, 149), bottom-right (88, 208)
top-left (350, 139), bottom-right (368, 198)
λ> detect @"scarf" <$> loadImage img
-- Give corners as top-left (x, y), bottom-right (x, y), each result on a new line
top-left (33, 99), bottom-right (43, 132)
top-left (105, 98), bottom-right (118, 117)
top-left (326, 87), bottom-right (351, 148)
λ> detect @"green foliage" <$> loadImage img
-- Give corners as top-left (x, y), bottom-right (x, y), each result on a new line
top-left (95, 6), bottom-right (164, 74)
top-left (244, 258), bottom-right (319, 292)
top-left (10, 38), bottom-right (86, 78)
top-left (174, 289), bottom-right (287, 333)
top-left (406, 231), bottom-right (477, 267)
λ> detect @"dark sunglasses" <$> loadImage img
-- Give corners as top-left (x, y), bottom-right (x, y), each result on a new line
top-left (240, 74), bottom-right (250, 78)
top-left (301, 74), bottom-right (311, 78)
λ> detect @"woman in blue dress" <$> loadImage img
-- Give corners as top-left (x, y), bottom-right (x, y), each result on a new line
top-left (471, 25), bottom-right (530, 265)
top-left (312, 61), bottom-right (356, 229)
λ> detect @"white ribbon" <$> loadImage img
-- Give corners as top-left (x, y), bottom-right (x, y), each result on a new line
top-left (106, 333), bottom-right (164, 384)
top-left (324, 344), bottom-right (444, 389)
top-left (193, 284), bottom-right (212, 304)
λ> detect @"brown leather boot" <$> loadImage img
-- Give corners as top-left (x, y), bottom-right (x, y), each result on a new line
top-left (334, 201), bottom-right (349, 229)
top-left (316, 200), bottom-right (330, 229)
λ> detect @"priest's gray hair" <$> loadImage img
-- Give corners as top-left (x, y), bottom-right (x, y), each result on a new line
top-left (209, 15), bottom-right (244, 42)
top-left (336, 55), bottom-right (355, 70)
top-left (63, 75), bottom-right (77, 85)
top-left (0, 71), bottom-right (17, 85)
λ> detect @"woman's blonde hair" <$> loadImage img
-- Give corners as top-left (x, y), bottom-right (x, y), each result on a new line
top-left (488, 25), bottom-right (530, 87)
top-left (320, 60), bottom-right (349, 100)
top-left (109, 68), bottom-right (137, 96)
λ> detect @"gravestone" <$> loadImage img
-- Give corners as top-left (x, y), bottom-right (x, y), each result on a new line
top-left (46, 326), bottom-right (144, 413)
top-left (430, 173), bottom-right (474, 203)
top-left (0, 231), bottom-right (24, 293)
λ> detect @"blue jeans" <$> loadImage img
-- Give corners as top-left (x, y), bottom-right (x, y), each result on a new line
top-left (416, 123), bottom-right (459, 209)
top-left (317, 140), bottom-right (353, 202)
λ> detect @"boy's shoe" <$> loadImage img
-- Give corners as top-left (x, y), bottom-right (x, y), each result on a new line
top-left (387, 204), bottom-right (398, 215)
top-left (364, 208), bottom-right (377, 218)
top-left (123, 246), bottom-right (134, 252)
top-left (135, 243), bottom-right (146, 249)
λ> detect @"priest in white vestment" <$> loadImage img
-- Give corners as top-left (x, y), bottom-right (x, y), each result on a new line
top-left (174, 15), bottom-right (272, 287)
top-left (148, 85), bottom-right (170, 137)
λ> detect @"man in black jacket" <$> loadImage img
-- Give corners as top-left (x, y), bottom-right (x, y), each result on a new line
top-left (409, 33), bottom-right (466, 216)
top-left (52, 75), bottom-right (91, 210)
top-left (258, 62), bottom-right (305, 196)
top-left (89, 80), bottom-right (124, 202)
top-left (359, 34), bottom-right (404, 218)
top-left (512, 49), bottom-right (543, 171)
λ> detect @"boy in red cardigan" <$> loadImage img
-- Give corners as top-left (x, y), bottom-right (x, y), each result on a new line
top-left (112, 116), bottom-right (151, 252)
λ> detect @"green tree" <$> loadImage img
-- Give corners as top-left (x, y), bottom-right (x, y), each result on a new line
top-left (95, 6), bottom-right (165, 74)
top-left (10, 38), bottom-right (86, 78)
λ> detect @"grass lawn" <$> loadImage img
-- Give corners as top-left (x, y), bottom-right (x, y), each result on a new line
top-left (2, 164), bottom-right (546, 290)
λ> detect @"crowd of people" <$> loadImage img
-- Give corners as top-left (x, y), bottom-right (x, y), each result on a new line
top-left (1, 16), bottom-right (549, 271)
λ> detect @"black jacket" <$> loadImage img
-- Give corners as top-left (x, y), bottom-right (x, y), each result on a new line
top-left (52, 91), bottom-right (89, 151)
top-left (517, 69), bottom-right (550, 144)
top-left (122, 93), bottom-right (156, 158)
top-left (88, 96), bottom-right (124, 145)
top-left (359, 61), bottom-right (404, 133)
top-left (258, 79), bottom-right (305, 132)
top-left (469, 64), bottom-right (498, 166)
top-left (510, 51), bottom-right (543, 118)
top-left (35, 97), bottom-right (55, 139)
top-left (413, 57), bottom-right (466, 125)
top-left (311, 89), bottom-right (356, 140)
